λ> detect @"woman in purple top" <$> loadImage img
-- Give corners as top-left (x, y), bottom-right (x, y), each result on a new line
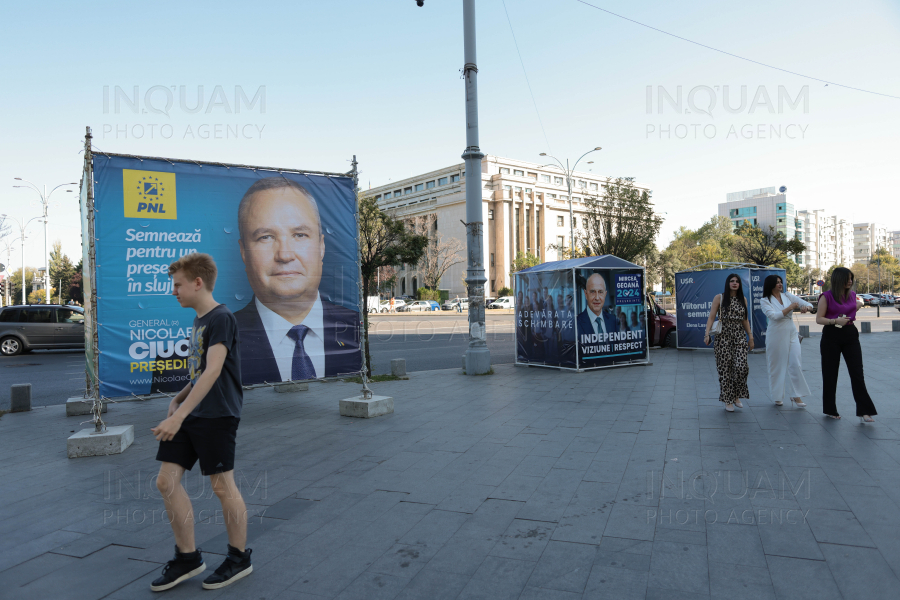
top-left (815, 267), bottom-right (876, 422)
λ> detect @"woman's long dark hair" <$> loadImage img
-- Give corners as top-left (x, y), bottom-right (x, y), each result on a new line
top-left (762, 274), bottom-right (782, 299)
top-left (721, 273), bottom-right (746, 314)
top-left (831, 267), bottom-right (855, 303)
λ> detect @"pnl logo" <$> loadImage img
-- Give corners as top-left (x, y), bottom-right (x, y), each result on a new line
top-left (123, 169), bottom-right (177, 219)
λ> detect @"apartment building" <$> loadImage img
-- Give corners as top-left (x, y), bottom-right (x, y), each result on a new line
top-left (367, 156), bottom-right (646, 297)
top-left (853, 222), bottom-right (890, 264)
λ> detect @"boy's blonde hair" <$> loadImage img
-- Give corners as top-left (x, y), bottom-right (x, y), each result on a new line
top-left (168, 252), bottom-right (217, 291)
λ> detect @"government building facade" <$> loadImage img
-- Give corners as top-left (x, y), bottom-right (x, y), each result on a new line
top-left (367, 156), bottom-right (644, 298)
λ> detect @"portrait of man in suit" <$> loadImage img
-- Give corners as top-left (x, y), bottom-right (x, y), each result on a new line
top-left (576, 272), bottom-right (618, 340)
top-left (234, 177), bottom-right (360, 384)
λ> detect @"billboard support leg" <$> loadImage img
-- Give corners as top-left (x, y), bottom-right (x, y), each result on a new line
top-left (351, 154), bottom-right (373, 399)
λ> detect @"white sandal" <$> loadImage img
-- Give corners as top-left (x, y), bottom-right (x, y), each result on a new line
top-left (791, 397), bottom-right (806, 408)
top-left (774, 400), bottom-right (783, 406)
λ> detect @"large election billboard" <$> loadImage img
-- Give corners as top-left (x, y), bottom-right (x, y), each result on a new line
top-left (515, 256), bottom-right (648, 370)
top-left (90, 153), bottom-right (361, 398)
top-left (674, 269), bottom-right (753, 349)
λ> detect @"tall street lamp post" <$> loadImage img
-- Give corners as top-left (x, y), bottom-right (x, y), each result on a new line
top-left (2, 214), bottom-right (42, 305)
top-left (13, 179), bottom-right (76, 304)
top-left (539, 148), bottom-right (602, 257)
top-left (1, 238), bottom-right (18, 306)
top-left (414, 0), bottom-right (489, 374)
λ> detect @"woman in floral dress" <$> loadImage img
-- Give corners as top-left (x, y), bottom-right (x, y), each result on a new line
top-left (703, 274), bottom-right (754, 412)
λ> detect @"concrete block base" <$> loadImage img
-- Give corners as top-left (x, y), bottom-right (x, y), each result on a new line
top-left (10, 384), bottom-right (31, 412)
top-left (66, 397), bottom-right (108, 417)
top-left (339, 395), bottom-right (394, 418)
top-left (391, 358), bottom-right (407, 377)
top-left (274, 382), bottom-right (309, 393)
top-left (465, 347), bottom-right (492, 375)
top-left (67, 425), bottom-right (134, 458)
top-left (860, 321), bottom-right (872, 333)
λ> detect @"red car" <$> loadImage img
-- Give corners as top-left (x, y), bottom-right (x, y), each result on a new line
top-left (646, 294), bottom-right (677, 348)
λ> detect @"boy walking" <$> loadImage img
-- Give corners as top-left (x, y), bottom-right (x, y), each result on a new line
top-left (150, 253), bottom-right (252, 592)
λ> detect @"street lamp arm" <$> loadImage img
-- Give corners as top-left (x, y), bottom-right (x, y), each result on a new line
top-left (571, 147), bottom-right (602, 174)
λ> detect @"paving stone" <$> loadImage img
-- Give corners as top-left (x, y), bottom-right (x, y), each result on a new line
top-left (489, 518), bottom-right (554, 562)
top-left (818, 543), bottom-right (900, 600)
top-left (456, 555), bottom-right (535, 600)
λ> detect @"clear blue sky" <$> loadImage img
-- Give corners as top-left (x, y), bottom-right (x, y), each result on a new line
top-left (1, 0), bottom-right (898, 267)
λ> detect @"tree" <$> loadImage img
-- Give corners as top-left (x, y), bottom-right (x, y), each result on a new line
top-left (358, 195), bottom-right (428, 376)
top-left (657, 215), bottom-right (739, 291)
top-left (7, 266), bottom-right (38, 303)
top-left (798, 266), bottom-right (822, 294)
top-left (69, 259), bottom-right (84, 304)
top-left (567, 177), bottom-right (664, 262)
top-left (732, 223), bottom-right (806, 267)
top-left (411, 214), bottom-right (464, 290)
top-left (49, 240), bottom-right (76, 304)
top-left (509, 252), bottom-right (540, 276)
top-left (784, 260), bottom-right (804, 292)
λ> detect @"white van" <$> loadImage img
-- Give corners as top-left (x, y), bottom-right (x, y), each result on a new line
top-left (489, 296), bottom-right (515, 309)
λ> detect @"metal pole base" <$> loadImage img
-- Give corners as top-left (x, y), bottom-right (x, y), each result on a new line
top-left (465, 346), bottom-right (491, 375)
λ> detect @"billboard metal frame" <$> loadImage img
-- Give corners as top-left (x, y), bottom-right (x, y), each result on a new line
top-left (77, 127), bottom-right (368, 430)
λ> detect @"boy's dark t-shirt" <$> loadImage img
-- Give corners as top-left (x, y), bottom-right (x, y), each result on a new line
top-left (188, 304), bottom-right (243, 418)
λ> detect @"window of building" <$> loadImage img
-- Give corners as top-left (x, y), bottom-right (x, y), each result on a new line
top-left (426, 180), bottom-right (435, 189)
top-left (404, 187), bottom-right (412, 194)
top-left (514, 186), bottom-right (522, 193)
top-left (450, 174), bottom-right (460, 183)
top-left (514, 169), bottom-right (524, 176)
top-left (438, 177), bottom-right (448, 186)
top-left (527, 172), bottom-right (537, 179)
top-left (573, 197), bottom-right (580, 203)
top-left (525, 188), bottom-right (532, 194)
top-left (394, 190), bottom-right (402, 197)
top-left (499, 167), bottom-right (510, 174)
top-left (557, 216), bottom-right (564, 227)
top-left (515, 207), bottom-right (521, 253)
top-left (503, 185), bottom-right (511, 198)
top-left (549, 193), bottom-right (557, 199)
top-left (490, 253), bottom-right (495, 267)
top-left (414, 183), bottom-right (424, 192)
top-left (526, 208), bottom-right (532, 252)
top-left (489, 209), bottom-right (494, 220)
top-left (557, 236), bottom-right (565, 260)
top-left (573, 217), bottom-right (578, 228)
top-left (578, 180), bottom-right (586, 188)
top-left (540, 174), bottom-right (551, 183)
top-left (374, 194), bottom-right (381, 201)
top-left (589, 182), bottom-right (598, 190)
top-left (554, 176), bottom-right (564, 185)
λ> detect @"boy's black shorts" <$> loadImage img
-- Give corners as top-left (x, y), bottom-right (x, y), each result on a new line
top-left (156, 415), bottom-right (240, 476)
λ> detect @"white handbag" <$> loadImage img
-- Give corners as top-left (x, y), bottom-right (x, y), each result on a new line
top-left (710, 304), bottom-right (722, 335)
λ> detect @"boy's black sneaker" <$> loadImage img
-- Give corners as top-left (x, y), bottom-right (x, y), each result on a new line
top-left (150, 546), bottom-right (206, 592)
top-left (202, 545), bottom-right (253, 590)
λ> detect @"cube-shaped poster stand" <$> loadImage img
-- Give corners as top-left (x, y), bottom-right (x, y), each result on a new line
top-left (340, 395), bottom-right (394, 418)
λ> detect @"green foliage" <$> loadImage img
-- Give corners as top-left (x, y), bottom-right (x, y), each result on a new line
top-left (732, 223), bottom-right (806, 267)
top-left (358, 194), bottom-right (428, 377)
top-left (657, 215), bottom-right (739, 291)
top-left (509, 252), bottom-right (540, 275)
top-left (574, 177), bottom-right (665, 262)
top-left (417, 287), bottom-right (440, 301)
top-left (784, 260), bottom-right (804, 292)
top-left (497, 286), bottom-right (513, 297)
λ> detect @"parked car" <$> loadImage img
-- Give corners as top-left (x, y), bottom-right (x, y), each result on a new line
top-left (0, 305), bottom-right (85, 356)
top-left (442, 298), bottom-right (468, 311)
top-left (858, 294), bottom-right (875, 307)
top-left (399, 300), bottom-right (437, 312)
top-left (646, 294), bottom-right (677, 348)
top-left (797, 294), bottom-right (820, 311)
top-left (488, 296), bottom-right (515, 309)
top-left (379, 299), bottom-right (406, 312)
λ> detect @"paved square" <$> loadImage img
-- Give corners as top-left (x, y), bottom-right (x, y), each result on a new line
top-left (1, 333), bottom-right (898, 599)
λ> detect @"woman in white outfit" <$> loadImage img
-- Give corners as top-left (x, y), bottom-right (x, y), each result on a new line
top-left (759, 275), bottom-right (813, 407)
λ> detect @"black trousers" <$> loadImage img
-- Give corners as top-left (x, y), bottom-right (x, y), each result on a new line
top-left (820, 323), bottom-right (877, 417)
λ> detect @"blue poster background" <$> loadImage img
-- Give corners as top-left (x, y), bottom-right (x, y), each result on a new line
top-left (575, 268), bottom-right (647, 368)
top-left (749, 268), bottom-right (786, 350)
top-left (92, 155), bottom-right (359, 397)
top-left (675, 270), bottom-right (752, 349)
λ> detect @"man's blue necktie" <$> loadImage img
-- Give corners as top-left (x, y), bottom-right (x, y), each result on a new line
top-left (287, 324), bottom-right (316, 380)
